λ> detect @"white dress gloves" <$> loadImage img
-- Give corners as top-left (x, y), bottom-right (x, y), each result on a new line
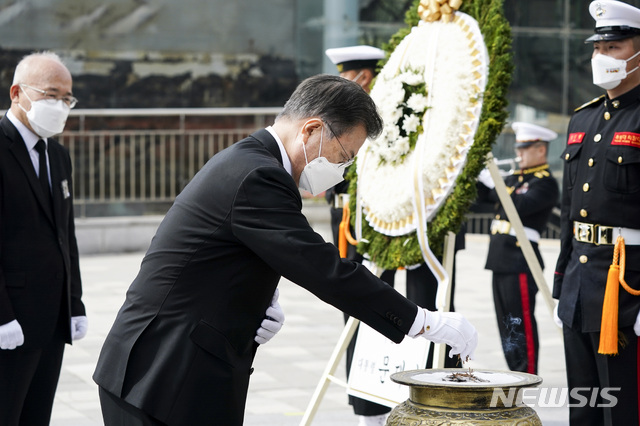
top-left (634, 310), bottom-right (640, 337)
top-left (255, 289), bottom-right (285, 344)
top-left (0, 319), bottom-right (24, 350)
top-left (420, 309), bottom-right (478, 361)
top-left (477, 168), bottom-right (495, 189)
top-left (553, 304), bottom-right (563, 329)
top-left (71, 316), bottom-right (89, 340)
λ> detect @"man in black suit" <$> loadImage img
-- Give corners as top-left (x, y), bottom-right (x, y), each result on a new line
top-left (93, 74), bottom-right (478, 426)
top-left (0, 52), bottom-right (87, 426)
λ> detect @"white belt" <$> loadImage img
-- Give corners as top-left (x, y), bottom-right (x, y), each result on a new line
top-left (491, 219), bottom-right (540, 243)
top-left (574, 221), bottom-right (640, 245)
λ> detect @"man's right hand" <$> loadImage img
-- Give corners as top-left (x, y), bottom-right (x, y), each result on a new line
top-left (420, 309), bottom-right (478, 362)
top-left (0, 319), bottom-right (24, 350)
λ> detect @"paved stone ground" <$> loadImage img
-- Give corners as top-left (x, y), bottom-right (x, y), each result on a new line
top-left (50, 231), bottom-right (569, 425)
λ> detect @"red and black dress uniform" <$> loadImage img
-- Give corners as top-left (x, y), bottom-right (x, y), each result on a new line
top-left (484, 163), bottom-right (558, 374)
top-left (554, 84), bottom-right (640, 426)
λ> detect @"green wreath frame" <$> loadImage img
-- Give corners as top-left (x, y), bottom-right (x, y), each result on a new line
top-left (347, 0), bottom-right (513, 270)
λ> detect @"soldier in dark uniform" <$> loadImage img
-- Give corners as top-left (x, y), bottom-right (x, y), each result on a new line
top-left (481, 122), bottom-right (559, 375)
top-left (554, 1), bottom-right (640, 425)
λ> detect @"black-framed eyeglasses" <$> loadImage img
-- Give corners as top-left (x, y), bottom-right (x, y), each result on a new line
top-left (323, 120), bottom-right (354, 166)
top-left (20, 84), bottom-right (78, 109)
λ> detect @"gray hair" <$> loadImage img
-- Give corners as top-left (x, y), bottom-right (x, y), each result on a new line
top-left (277, 74), bottom-right (383, 140)
top-left (12, 51), bottom-right (65, 85)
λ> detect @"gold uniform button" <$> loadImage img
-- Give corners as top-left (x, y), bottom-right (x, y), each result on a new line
top-left (580, 209), bottom-right (588, 218)
top-left (588, 158), bottom-right (594, 167)
top-left (594, 134), bottom-right (602, 142)
top-left (580, 255), bottom-right (588, 264)
top-left (565, 153), bottom-right (570, 160)
top-left (604, 112), bottom-right (611, 120)
top-left (618, 156), bottom-right (623, 164)
top-left (583, 183), bottom-right (590, 192)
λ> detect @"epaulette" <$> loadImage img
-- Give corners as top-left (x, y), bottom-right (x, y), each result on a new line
top-left (574, 95), bottom-right (605, 112)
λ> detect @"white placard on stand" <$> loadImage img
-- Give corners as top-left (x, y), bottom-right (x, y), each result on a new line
top-left (346, 323), bottom-right (430, 408)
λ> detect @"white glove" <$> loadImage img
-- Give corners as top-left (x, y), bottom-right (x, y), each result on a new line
top-left (421, 309), bottom-right (478, 361)
top-left (553, 304), bottom-right (563, 329)
top-left (0, 319), bottom-right (24, 350)
top-left (634, 310), bottom-right (640, 336)
top-left (477, 168), bottom-right (495, 189)
top-left (71, 316), bottom-right (88, 341)
top-left (255, 289), bottom-right (285, 344)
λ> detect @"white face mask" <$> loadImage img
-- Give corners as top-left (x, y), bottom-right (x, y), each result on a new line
top-left (591, 50), bottom-right (640, 90)
top-left (298, 126), bottom-right (349, 196)
top-left (19, 87), bottom-right (70, 138)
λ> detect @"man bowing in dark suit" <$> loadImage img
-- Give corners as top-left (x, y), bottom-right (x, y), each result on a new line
top-left (0, 51), bottom-right (87, 426)
top-left (93, 74), bottom-right (478, 426)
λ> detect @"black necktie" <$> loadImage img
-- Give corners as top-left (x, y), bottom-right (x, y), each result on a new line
top-left (35, 139), bottom-right (52, 209)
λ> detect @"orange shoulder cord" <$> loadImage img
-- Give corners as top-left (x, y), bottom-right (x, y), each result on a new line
top-left (599, 236), bottom-right (640, 355)
top-left (338, 203), bottom-right (358, 258)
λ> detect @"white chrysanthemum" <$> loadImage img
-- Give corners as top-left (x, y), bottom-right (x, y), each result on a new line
top-left (388, 107), bottom-right (404, 123)
top-left (383, 123), bottom-right (400, 144)
top-left (402, 114), bottom-right (421, 134)
top-left (382, 79), bottom-right (405, 105)
top-left (406, 93), bottom-right (429, 112)
top-left (393, 136), bottom-right (411, 158)
top-left (398, 70), bottom-right (423, 86)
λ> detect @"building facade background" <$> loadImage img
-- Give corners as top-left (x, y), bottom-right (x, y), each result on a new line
top-left (0, 0), bottom-right (637, 207)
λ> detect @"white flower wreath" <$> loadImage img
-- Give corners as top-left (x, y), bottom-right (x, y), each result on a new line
top-left (355, 12), bottom-right (488, 278)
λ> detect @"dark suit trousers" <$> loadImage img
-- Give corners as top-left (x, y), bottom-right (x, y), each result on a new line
top-left (0, 331), bottom-right (65, 426)
top-left (99, 387), bottom-right (168, 426)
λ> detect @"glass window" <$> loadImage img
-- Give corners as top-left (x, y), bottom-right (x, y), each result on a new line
top-left (510, 35), bottom-right (564, 115)
top-left (504, 0), bottom-right (564, 27)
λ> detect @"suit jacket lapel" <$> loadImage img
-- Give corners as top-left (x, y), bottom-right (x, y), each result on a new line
top-left (1, 116), bottom-right (55, 225)
top-left (48, 144), bottom-right (64, 228)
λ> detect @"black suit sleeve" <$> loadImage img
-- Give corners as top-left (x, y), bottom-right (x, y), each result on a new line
top-left (231, 166), bottom-right (417, 343)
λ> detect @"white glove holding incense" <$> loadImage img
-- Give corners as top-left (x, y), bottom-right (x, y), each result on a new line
top-left (255, 289), bottom-right (285, 344)
top-left (420, 309), bottom-right (478, 361)
top-left (0, 319), bottom-right (24, 350)
top-left (71, 316), bottom-right (88, 340)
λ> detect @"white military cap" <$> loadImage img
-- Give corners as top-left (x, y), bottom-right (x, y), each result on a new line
top-left (325, 45), bottom-right (385, 72)
top-left (511, 122), bottom-right (558, 148)
top-left (586, 1), bottom-right (640, 42)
